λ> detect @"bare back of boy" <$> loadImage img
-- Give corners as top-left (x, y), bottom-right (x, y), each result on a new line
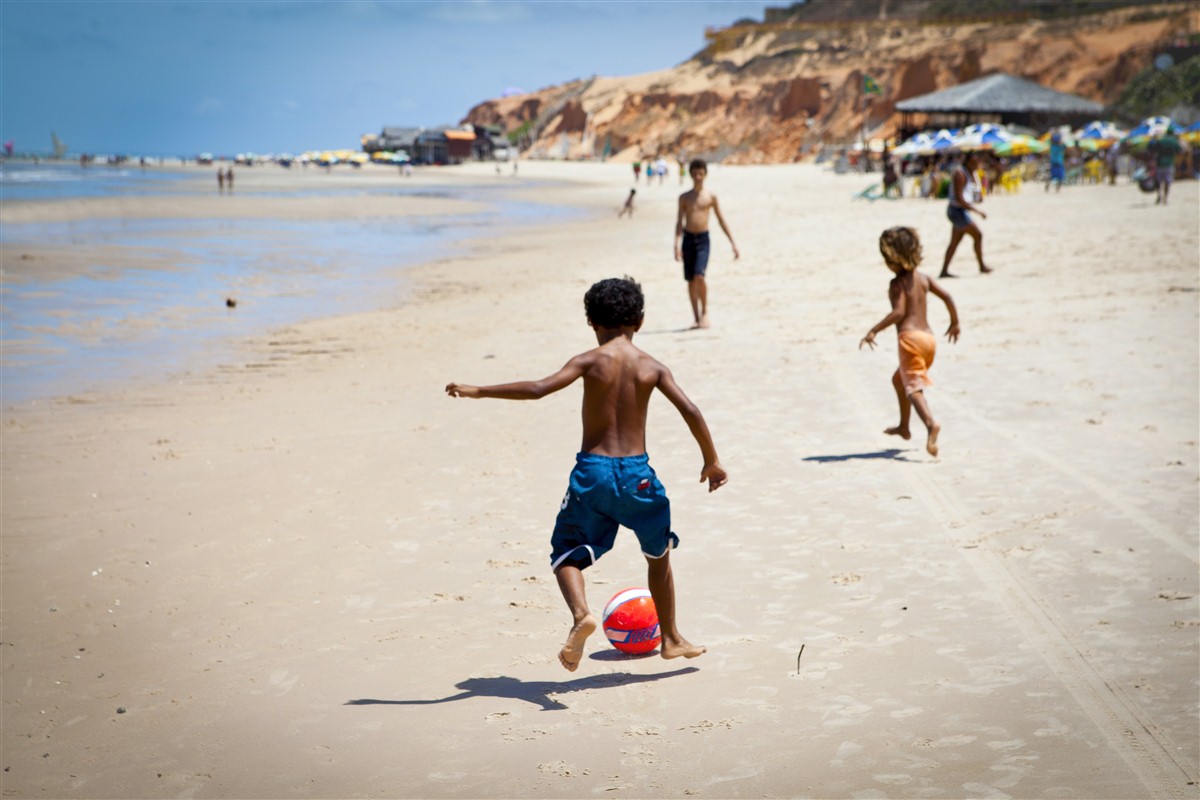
top-left (891, 271), bottom-right (934, 334)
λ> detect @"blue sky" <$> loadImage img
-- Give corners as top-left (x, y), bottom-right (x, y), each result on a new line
top-left (1, 0), bottom-right (764, 157)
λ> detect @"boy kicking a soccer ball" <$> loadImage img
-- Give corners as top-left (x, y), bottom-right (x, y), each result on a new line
top-left (860, 227), bottom-right (960, 457)
top-left (447, 277), bottom-right (726, 671)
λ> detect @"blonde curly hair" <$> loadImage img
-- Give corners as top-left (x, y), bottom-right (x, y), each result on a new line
top-left (879, 226), bottom-right (922, 272)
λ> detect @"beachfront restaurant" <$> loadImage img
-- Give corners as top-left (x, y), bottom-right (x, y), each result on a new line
top-left (410, 128), bottom-right (476, 165)
top-left (895, 72), bottom-right (1104, 143)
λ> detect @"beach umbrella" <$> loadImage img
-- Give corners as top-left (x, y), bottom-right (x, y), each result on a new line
top-left (992, 134), bottom-right (1048, 157)
top-left (1126, 116), bottom-right (1174, 138)
top-left (892, 131), bottom-right (934, 157)
top-left (953, 124), bottom-right (1012, 151)
top-left (917, 129), bottom-right (958, 156)
top-left (1076, 120), bottom-right (1127, 141)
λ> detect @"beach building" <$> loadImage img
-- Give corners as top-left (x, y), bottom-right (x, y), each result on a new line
top-left (469, 124), bottom-right (513, 161)
top-left (444, 128), bottom-right (476, 163)
top-left (895, 72), bottom-right (1105, 141)
top-left (361, 126), bottom-right (422, 157)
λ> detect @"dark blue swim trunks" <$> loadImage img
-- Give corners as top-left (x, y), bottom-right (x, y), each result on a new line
top-left (946, 205), bottom-right (972, 229)
top-left (550, 453), bottom-right (677, 571)
top-left (681, 230), bottom-right (710, 281)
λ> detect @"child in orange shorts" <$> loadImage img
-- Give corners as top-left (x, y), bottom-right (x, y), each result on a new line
top-left (859, 227), bottom-right (960, 457)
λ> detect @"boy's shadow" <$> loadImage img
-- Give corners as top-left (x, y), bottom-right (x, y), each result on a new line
top-left (803, 448), bottom-right (913, 463)
top-left (345, 666), bottom-right (699, 712)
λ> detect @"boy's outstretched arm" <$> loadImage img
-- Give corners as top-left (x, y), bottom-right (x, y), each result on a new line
top-left (859, 281), bottom-right (907, 350)
top-left (446, 355), bottom-right (587, 400)
top-left (655, 366), bottom-right (727, 492)
top-left (927, 276), bottom-right (961, 342)
top-left (711, 196), bottom-right (740, 259)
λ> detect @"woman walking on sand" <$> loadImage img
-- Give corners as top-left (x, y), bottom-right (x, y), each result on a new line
top-left (940, 151), bottom-right (991, 278)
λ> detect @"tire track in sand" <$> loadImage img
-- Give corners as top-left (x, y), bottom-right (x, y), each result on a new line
top-left (833, 363), bottom-right (1198, 798)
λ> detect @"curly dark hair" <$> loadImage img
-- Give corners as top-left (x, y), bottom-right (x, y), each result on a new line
top-left (584, 277), bottom-right (645, 329)
top-left (879, 226), bottom-right (923, 272)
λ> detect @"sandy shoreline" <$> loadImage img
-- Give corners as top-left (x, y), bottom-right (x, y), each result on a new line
top-left (1, 161), bottom-right (1197, 798)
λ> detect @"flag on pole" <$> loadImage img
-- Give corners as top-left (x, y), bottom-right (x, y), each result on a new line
top-left (863, 74), bottom-right (882, 96)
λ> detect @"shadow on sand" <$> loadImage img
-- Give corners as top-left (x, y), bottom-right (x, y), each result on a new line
top-left (802, 448), bottom-right (913, 463)
top-left (346, 666), bottom-right (699, 712)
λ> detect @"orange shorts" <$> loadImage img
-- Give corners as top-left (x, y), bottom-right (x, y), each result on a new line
top-left (897, 329), bottom-right (936, 395)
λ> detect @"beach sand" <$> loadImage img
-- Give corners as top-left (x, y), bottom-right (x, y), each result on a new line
top-left (2, 161), bottom-right (1197, 799)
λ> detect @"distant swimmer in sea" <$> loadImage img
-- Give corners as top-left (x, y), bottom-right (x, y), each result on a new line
top-left (674, 159), bottom-right (739, 329)
top-left (618, 188), bottom-right (636, 219)
top-left (446, 277), bottom-right (725, 671)
top-left (860, 226), bottom-right (960, 458)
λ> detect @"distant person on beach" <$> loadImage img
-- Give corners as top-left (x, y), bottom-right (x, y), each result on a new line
top-left (674, 159), bottom-right (739, 329)
top-left (618, 188), bottom-right (636, 218)
top-left (633, 159), bottom-right (642, 183)
top-left (1106, 142), bottom-right (1120, 185)
top-left (1046, 133), bottom-right (1066, 192)
top-left (677, 155), bottom-right (687, 185)
top-left (655, 157), bottom-right (668, 185)
top-left (860, 227), bottom-right (960, 458)
top-left (940, 152), bottom-right (990, 278)
top-left (446, 276), bottom-right (725, 671)
top-left (882, 154), bottom-right (900, 198)
top-left (225, 167), bottom-right (234, 192)
top-left (1148, 131), bottom-right (1181, 206)
top-left (217, 168), bottom-right (225, 193)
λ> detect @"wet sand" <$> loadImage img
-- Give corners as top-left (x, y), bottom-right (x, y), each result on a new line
top-left (1, 161), bottom-right (1197, 798)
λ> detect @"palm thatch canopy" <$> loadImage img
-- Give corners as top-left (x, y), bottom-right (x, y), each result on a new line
top-left (896, 73), bottom-right (1104, 115)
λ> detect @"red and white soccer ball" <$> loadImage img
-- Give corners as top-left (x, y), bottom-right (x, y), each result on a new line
top-left (602, 588), bottom-right (661, 655)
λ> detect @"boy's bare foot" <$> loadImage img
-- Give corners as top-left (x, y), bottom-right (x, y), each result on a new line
top-left (661, 637), bottom-right (706, 660)
top-left (884, 426), bottom-right (912, 440)
top-left (558, 614), bottom-right (596, 672)
top-left (926, 423), bottom-right (941, 457)
top-left (939, 271), bottom-right (958, 278)
top-left (689, 317), bottom-right (710, 330)
top-left (979, 265), bottom-right (993, 274)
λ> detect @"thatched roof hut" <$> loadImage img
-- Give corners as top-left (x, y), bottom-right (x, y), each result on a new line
top-left (895, 73), bottom-right (1105, 136)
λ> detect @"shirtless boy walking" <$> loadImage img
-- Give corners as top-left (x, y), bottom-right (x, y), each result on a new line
top-left (674, 159), bottom-right (739, 329)
top-left (446, 277), bottom-right (726, 671)
top-left (860, 227), bottom-right (960, 457)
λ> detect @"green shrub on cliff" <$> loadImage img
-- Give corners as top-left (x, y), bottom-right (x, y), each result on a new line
top-left (1111, 54), bottom-right (1200, 121)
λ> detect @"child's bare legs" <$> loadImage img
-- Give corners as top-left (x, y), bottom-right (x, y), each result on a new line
top-left (646, 550), bottom-right (705, 659)
top-left (885, 369), bottom-right (912, 439)
top-left (554, 563), bottom-right (596, 671)
top-left (909, 389), bottom-right (941, 457)
top-left (687, 276), bottom-right (709, 328)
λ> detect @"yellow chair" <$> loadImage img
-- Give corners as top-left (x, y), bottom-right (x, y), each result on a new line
top-left (1083, 160), bottom-right (1103, 184)
top-left (999, 168), bottom-right (1022, 193)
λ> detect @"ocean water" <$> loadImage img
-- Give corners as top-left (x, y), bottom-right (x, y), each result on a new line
top-left (0, 161), bottom-right (199, 200)
top-left (0, 164), bottom-right (583, 404)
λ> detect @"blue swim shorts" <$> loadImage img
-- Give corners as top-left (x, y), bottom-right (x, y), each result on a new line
top-left (681, 230), bottom-right (710, 281)
top-left (550, 453), bottom-right (677, 571)
top-left (1050, 163), bottom-right (1065, 183)
top-left (946, 205), bottom-right (972, 229)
